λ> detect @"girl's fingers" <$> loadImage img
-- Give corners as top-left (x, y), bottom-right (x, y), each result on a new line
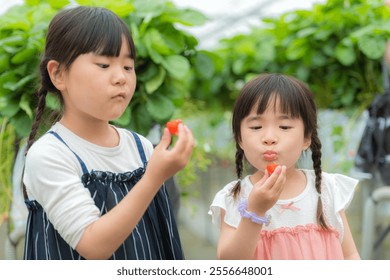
top-left (272, 165), bottom-right (286, 195)
top-left (172, 124), bottom-right (194, 154)
top-left (249, 166), bottom-right (286, 213)
top-left (154, 128), bottom-right (172, 152)
top-left (254, 165), bottom-right (282, 189)
top-left (182, 125), bottom-right (194, 154)
top-left (254, 172), bottom-right (269, 188)
top-left (161, 127), bottom-right (172, 147)
top-left (255, 165), bottom-right (286, 194)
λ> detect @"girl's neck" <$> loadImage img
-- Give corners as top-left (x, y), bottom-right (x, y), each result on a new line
top-left (59, 117), bottom-right (120, 147)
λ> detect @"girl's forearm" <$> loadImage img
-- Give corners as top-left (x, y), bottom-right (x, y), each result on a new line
top-left (217, 219), bottom-right (263, 260)
top-left (75, 174), bottom-right (164, 259)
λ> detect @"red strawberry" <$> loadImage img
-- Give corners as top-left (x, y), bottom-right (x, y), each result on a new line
top-left (166, 119), bottom-right (182, 135)
top-left (266, 164), bottom-right (278, 174)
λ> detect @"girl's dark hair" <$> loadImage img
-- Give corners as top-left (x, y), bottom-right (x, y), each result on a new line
top-left (231, 73), bottom-right (327, 229)
top-left (25, 6), bottom-right (136, 153)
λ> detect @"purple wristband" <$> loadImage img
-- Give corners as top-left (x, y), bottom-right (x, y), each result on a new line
top-left (238, 199), bottom-right (271, 226)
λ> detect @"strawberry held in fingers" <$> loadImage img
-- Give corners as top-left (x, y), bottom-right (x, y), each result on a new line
top-left (166, 119), bottom-right (183, 135)
top-left (266, 164), bottom-right (278, 175)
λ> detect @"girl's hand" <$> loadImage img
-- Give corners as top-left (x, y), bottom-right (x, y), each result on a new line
top-left (144, 123), bottom-right (194, 186)
top-left (247, 165), bottom-right (286, 216)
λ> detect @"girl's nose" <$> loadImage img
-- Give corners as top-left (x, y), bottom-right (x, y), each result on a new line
top-left (263, 138), bottom-right (277, 145)
top-left (262, 128), bottom-right (277, 145)
top-left (113, 68), bottom-right (126, 85)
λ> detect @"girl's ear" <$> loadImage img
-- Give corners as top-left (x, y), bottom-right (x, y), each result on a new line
top-left (303, 135), bottom-right (312, 151)
top-left (47, 60), bottom-right (66, 91)
top-left (238, 141), bottom-right (243, 150)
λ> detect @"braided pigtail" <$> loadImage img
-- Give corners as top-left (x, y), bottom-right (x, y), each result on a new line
top-left (230, 144), bottom-right (244, 199)
top-left (22, 86), bottom-right (49, 200)
top-left (25, 88), bottom-right (48, 154)
top-left (310, 130), bottom-right (329, 229)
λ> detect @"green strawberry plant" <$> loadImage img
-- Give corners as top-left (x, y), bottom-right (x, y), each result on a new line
top-left (191, 0), bottom-right (390, 115)
top-left (0, 0), bottom-right (208, 137)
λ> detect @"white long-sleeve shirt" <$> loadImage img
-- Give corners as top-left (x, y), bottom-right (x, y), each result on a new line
top-left (23, 122), bottom-right (154, 249)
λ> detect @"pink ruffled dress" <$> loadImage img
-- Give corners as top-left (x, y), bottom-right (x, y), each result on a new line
top-left (209, 170), bottom-right (358, 260)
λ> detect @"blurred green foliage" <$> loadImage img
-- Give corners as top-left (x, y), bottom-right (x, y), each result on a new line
top-left (0, 0), bottom-right (208, 137)
top-left (0, 118), bottom-right (16, 226)
top-left (191, 0), bottom-right (390, 121)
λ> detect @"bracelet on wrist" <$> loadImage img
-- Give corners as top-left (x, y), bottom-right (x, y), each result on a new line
top-left (238, 199), bottom-right (271, 226)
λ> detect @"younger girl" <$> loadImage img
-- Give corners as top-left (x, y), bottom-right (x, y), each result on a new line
top-left (209, 73), bottom-right (360, 259)
top-left (23, 6), bottom-right (194, 260)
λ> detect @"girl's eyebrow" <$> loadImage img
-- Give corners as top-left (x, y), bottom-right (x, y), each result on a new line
top-left (246, 113), bottom-right (292, 122)
top-left (246, 115), bottom-right (261, 122)
top-left (278, 114), bottom-right (292, 120)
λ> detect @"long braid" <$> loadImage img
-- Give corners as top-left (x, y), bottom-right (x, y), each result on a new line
top-left (310, 130), bottom-right (329, 229)
top-left (25, 50), bottom-right (62, 154)
top-left (25, 88), bottom-right (48, 155)
top-left (231, 144), bottom-right (244, 198)
top-left (22, 87), bottom-right (48, 199)
top-left (23, 33), bottom-right (53, 201)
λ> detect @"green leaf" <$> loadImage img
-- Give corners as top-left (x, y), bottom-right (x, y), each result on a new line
top-left (0, 99), bottom-right (19, 118)
top-left (144, 28), bottom-right (171, 55)
top-left (335, 41), bottom-right (356, 66)
top-left (11, 47), bottom-right (37, 64)
top-left (285, 38), bottom-right (307, 61)
top-left (194, 52), bottom-right (214, 80)
top-left (106, 2), bottom-right (134, 17)
top-left (313, 29), bottom-right (333, 41)
top-left (158, 25), bottom-right (185, 54)
top-left (0, 53), bottom-right (10, 72)
top-left (146, 93), bottom-right (175, 122)
top-left (232, 59), bottom-right (246, 75)
top-left (358, 35), bottom-right (386, 59)
top-left (147, 47), bottom-right (164, 64)
top-left (0, 35), bottom-right (26, 48)
top-left (143, 33), bottom-right (164, 63)
top-left (3, 74), bottom-right (35, 91)
top-left (76, 0), bottom-right (134, 16)
top-left (162, 8), bottom-right (208, 26)
top-left (26, 0), bottom-right (41, 5)
top-left (0, 7), bottom-right (30, 31)
top-left (132, 0), bottom-right (165, 18)
top-left (0, 71), bottom-right (15, 91)
top-left (296, 27), bottom-right (316, 38)
top-left (10, 112), bottom-right (32, 137)
top-left (114, 106), bottom-right (131, 127)
top-left (19, 94), bottom-right (33, 118)
top-left (46, 93), bottom-right (60, 111)
top-left (145, 67), bottom-right (166, 93)
top-left (131, 103), bottom-right (154, 135)
top-left (47, 0), bottom-right (70, 9)
top-left (161, 55), bottom-right (190, 79)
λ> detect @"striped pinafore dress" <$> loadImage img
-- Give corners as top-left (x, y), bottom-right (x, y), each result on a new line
top-left (24, 131), bottom-right (184, 260)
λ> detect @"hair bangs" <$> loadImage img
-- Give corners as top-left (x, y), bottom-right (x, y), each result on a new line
top-left (52, 7), bottom-right (136, 69)
top-left (91, 14), bottom-right (135, 59)
top-left (254, 75), bottom-right (309, 120)
top-left (77, 10), bottom-right (135, 59)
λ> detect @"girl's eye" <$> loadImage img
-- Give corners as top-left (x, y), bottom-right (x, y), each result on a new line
top-left (250, 126), bottom-right (262, 130)
top-left (124, 66), bottom-right (133, 71)
top-left (97, 64), bottom-right (109, 69)
top-left (280, 126), bottom-right (291, 130)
